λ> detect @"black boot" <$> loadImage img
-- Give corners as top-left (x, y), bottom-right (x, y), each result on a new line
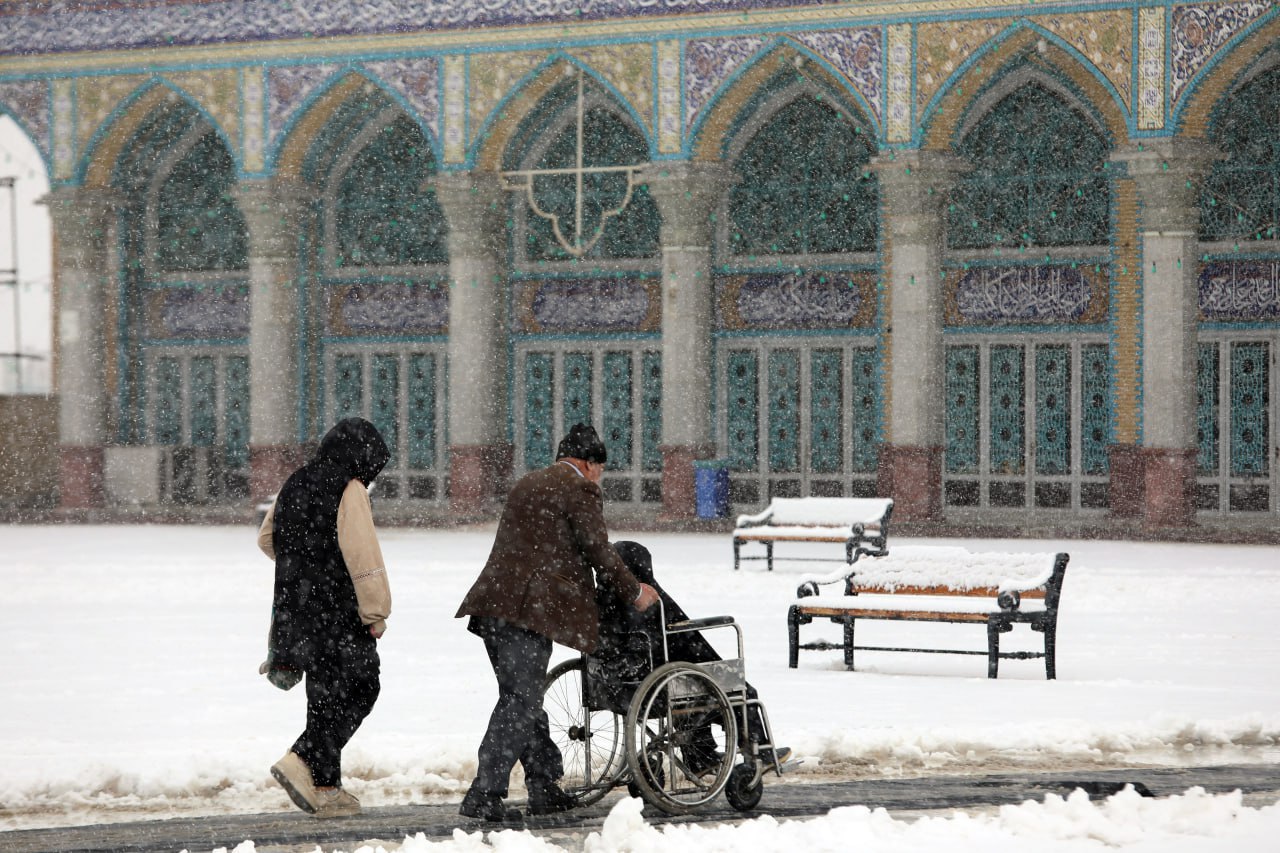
top-left (527, 781), bottom-right (577, 815)
top-left (460, 786), bottom-right (523, 823)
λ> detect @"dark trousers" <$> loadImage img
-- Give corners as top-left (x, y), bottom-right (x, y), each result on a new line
top-left (293, 629), bottom-right (380, 788)
top-left (472, 617), bottom-right (564, 797)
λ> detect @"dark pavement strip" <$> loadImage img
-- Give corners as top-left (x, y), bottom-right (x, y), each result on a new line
top-left (3, 764), bottom-right (1278, 853)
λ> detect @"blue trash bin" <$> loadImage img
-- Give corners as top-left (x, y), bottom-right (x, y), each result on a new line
top-left (693, 459), bottom-right (730, 519)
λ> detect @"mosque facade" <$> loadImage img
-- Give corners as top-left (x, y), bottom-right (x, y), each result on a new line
top-left (1, 0), bottom-right (1277, 531)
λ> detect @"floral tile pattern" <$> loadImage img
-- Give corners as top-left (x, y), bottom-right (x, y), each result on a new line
top-left (684, 35), bottom-right (770, 132)
top-left (1171, 0), bottom-right (1274, 105)
top-left (268, 63), bottom-right (342, 151)
top-left (364, 58), bottom-right (441, 141)
top-left (795, 28), bottom-right (883, 124)
top-left (0, 80), bottom-right (51, 165)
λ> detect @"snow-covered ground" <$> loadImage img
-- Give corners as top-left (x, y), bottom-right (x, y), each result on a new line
top-left (3, 524), bottom-right (1279, 851)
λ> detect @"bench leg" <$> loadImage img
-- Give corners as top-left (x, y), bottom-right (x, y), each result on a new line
top-left (843, 616), bottom-right (856, 671)
top-left (1044, 623), bottom-right (1057, 680)
top-left (787, 606), bottom-right (800, 668)
top-left (986, 618), bottom-right (1000, 679)
top-left (733, 539), bottom-right (741, 571)
top-left (765, 541), bottom-right (774, 572)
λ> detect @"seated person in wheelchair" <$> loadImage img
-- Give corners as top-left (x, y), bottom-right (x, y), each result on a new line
top-left (596, 540), bottom-right (790, 771)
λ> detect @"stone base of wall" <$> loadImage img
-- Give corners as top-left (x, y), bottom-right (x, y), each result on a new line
top-left (660, 443), bottom-right (716, 520)
top-left (60, 445), bottom-right (105, 508)
top-left (1108, 444), bottom-right (1145, 519)
top-left (449, 443), bottom-right (513, 518)
top-left (1140, 447), bottom-right (1197, 528)
top-left (877, 444), bottom-right (942, 522)
top-left (250, 445), bottom-right (308, 503)
top-left (0, 395), bottom-right (57, 507)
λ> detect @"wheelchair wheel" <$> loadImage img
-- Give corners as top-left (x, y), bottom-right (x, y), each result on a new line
top-left (624, 661), bottom-right (738, 815)
top-left (724, 763), bottom-right (764, 811)
top-left (544, 658), bottom-right (624, 806)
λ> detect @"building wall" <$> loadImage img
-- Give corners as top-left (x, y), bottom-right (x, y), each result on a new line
top-left (1, 0), bottom-right (1277, 530)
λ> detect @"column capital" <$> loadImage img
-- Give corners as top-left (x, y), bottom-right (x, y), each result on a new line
top-left (641, 161), bottom-right (734, 247)
top-left (432, 170), bottom-right (506, 256)
top-left (870, 149), bottom-right (970, 220)
top-left (1111, 139), bottom-right (1224, 233)
top-left (232, 178), bottom-right (316, 260)
top-left (41, 185), bottom-right (121, 254)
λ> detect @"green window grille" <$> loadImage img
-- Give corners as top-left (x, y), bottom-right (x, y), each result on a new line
top-left (809, 349), bottom-right (843, 474)
top-left (726, 350), bottom-right (759, 472)
top-left (407, 354), bottom-right (438, 470)
top-left (336, 115), bottom-right (447, 267)
top-left (189, 356), bottom-right (217, 447)
top-left (850, 348), bottom-right (880, 474)
top-left (1196, 343), bottom-right (1220, 475)
top-left (524, 353), bottom-right (555, 469)
top-left (1034, 345), bottom-right (1070, 475)
top-left (1200, 66), bottom-right (1280, 242)
top-left (729, 96), bottom-right (878, 255)
top-left (224, 355), bottom-right (250, 469)
top-left (371, 355), bottom-right (400, 469)
top-left (989, 345), bottom-right (1026, 475)
top-left (950, 83), bottom-right (1110, 249)
top-left (333, 355), bottom-right (364, 422)
top-left (1230, 342), bottom-right (1270, 477)
top-left (641, 351), bottom-right (663, 473)
top-left (602, 352), bottom-right (633, 471)
top-left (767, 349), bottom-right (801, 473)
top-left (945, 346), bottom-right (980, 474)
top-left (154, 357), bottom-right (183, 445)
top-left (524, 107), bottom-right (658, 262)
top-left (562, 352), bottom-right (594, 432)
top-left (156, 132), bottom-right (248, 272)
top-left (1080, 344), bottom-right (1110, 476)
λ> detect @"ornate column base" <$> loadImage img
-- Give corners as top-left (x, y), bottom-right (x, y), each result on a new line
top-left (1140, 447), bottom-right (1197, 528)
top-left (449, 444), bottom-right (513, 518)
top-left (250, 445), bottom-right (308, 503)
top-left (660, 444), bottom-right (715, 520)
top-left (60, 446), bottom-right (105, 508)
top-left (877, 444), bottom-right (942, 523)
top-left (1107, 444), bottom-right (1145, 519)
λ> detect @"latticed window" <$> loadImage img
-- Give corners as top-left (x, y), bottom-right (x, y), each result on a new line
top-left (156, 131), bottom-right (247, 272)
top-left (1200, 65), bottom-right (1280, 242)
top-left (521, 105), bottom-right (658, 262)
top-left (729, 96), bottom-right (878, 255)
top-left (336, 115), bottom-right (447, 267)
top-left (949, 83), bottom-right (1110, 249)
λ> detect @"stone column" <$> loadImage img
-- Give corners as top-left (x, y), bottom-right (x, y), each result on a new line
top-left (44, 186), bottom-right (118, 508)
top-left (434, 171), bottom-right (511, 517)
top-left (234, 179), bottom-right (314, 502)
top-left (644, 162), bottom-right (732, 520)
top-left (870, 151), bottom-right (968, 523)
top-left (1112, 141), bottom-right (1221, 528)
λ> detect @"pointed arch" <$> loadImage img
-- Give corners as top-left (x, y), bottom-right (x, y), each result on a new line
top-left (472, 53), bottom-right (652, 173)
top-left (919, 23), bottom-right (1129, 152)
top-left (1174, 11), bottom-right (1280, 139)
top-left (80, 78), bottom-right (237, 188)
top-left (691, 38), bottom-right (879, 162)
top-left (273, 68), bottom-right (439, 179)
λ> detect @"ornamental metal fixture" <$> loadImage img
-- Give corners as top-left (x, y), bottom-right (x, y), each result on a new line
top-left (502, 69), bottom-right (647, 258)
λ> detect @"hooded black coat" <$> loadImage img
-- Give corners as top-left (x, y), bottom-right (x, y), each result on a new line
top-left (269, 417), bottom-right (390, 671)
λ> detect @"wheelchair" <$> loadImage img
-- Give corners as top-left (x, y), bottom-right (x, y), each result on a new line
top-left (542, 605), bottom-right (786, 815)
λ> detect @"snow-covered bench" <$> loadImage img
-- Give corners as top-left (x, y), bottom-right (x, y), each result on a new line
top-left (787, 546), bottom-right (1069, 679)
top-left (732, 497), bottom-right (893, 572)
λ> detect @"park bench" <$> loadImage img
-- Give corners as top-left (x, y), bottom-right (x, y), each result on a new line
top-left (786, 546), bottom-right (1068, 678)
top-left (732, 497), bottom-right (893, 571)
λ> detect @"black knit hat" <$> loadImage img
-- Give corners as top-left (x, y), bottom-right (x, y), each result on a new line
top-left (556, 423), bottom-right (607, 464)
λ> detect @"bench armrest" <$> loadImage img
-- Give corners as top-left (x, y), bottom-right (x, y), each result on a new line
top-left (734, 507), bottom-right (774, 528)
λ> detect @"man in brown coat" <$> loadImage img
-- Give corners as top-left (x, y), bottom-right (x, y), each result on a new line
top-left (456, 423), bottom-right (658, 822)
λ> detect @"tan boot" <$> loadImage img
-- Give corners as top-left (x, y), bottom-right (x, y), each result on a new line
top-left (313, 786), bottom-right (361, 819)
top-left (270, 752), bottom-right (318, 814)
